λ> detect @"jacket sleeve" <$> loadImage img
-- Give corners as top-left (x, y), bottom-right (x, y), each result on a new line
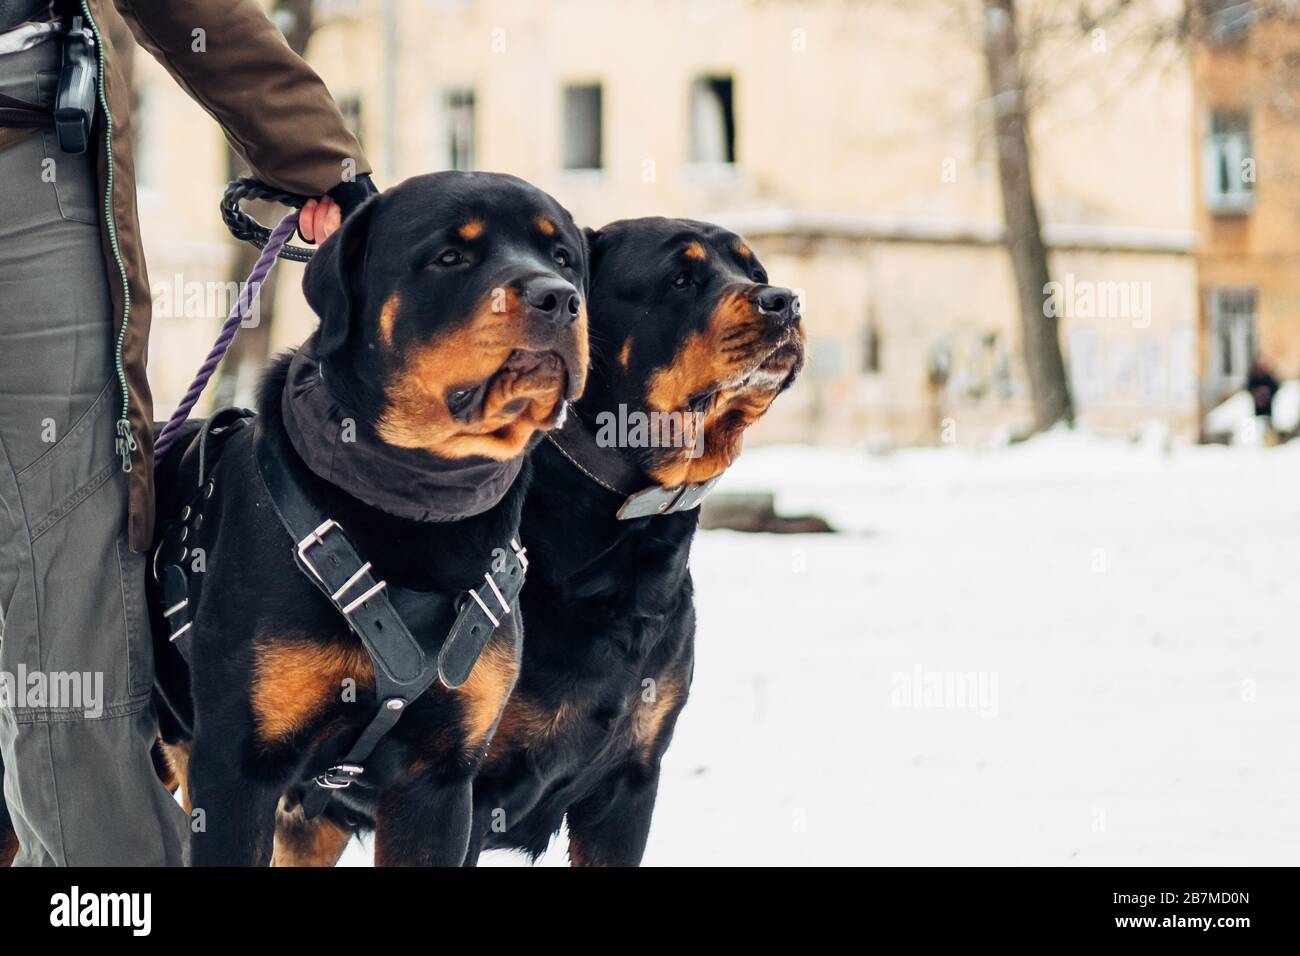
top-left (112, 0), bottom-right (372, 197)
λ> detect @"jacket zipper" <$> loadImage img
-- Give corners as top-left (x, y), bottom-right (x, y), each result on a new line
top-left (79, 0), bottom-right (136, 472)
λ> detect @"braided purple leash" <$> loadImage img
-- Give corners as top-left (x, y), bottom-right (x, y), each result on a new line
top-left (154, 209), bottom-right (301, 460)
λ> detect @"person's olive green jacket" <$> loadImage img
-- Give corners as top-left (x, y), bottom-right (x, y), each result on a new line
top-left (80, 0), bottom-right (371, 550)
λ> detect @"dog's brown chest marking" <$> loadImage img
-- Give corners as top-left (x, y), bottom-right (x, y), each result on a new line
top-left (252, 634), bottom-right (375, 745)
top-left (488, 670), bottom-right (682, 769)
top-left (630, 675), bottom-right (682, 762)
top-left (456, 636), bottom-right (522, 751)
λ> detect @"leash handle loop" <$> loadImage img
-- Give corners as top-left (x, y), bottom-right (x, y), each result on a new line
top-left (220, 177), bottom-right (317, 264)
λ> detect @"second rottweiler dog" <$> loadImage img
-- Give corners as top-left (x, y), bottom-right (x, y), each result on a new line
top-left (148, 171), bottom-right (588, 866)
top-left (464, 217), bottom-right (805, 865)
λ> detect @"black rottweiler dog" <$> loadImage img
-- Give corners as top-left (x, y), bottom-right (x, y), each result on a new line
top-left (463, 217), bottom-right (805, 865)
top-left (147, 171), bottom-right (588, 866)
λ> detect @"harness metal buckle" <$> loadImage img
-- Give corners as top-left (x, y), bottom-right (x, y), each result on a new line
top-left (341, 579), bottom-right (387, 616)
top-left (295, 518), bottom-right (341, 582)
top-left (314, 763), bottom-right (365, 790)
top-left (466, 586), bottom-right (501, 628)
top-left (150, 541), bottom-right (166, 584)
top-left (482, 571), bottom-right (511, 614)
top-left (297, 520), bottom-right (390, 614)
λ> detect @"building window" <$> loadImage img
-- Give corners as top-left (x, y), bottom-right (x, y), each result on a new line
top-left (689, 75), bottom-right (736, 164)
top-left (337, 95), bottom-right (364, 148)
top-left (562, 84), bottom-right (603, 170)
top-left (1204, 111), bottom-right (1253, 213)
top-left (441, 89), bottom-right (475, 171)
top-left (1208, 288), bottom-right (1257, 389)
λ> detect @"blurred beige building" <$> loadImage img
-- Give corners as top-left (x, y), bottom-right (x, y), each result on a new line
top-left (136, 0), bottom-right (1202, 447)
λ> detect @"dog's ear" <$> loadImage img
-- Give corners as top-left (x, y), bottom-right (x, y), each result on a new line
top-left (303, 195), bottom-right (379, 356)
top-left (581, 227), bottom-right (603, 298)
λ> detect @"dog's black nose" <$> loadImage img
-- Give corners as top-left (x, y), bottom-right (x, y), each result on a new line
top-left (756, 286), bottom-right (800, 327)
top-left (523, 277), bottom-right (581, 324)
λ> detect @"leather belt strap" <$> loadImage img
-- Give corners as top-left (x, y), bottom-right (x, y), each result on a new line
top-left (0, 127), bottom-right (38, 150)
top-left (545, 413), bottom-right (720, 519)
top-left (0, 91), bottom-right (51, 128)
top-left (0, 92), bottom-right (50, 153)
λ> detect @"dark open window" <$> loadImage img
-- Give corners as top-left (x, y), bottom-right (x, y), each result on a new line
top-left (563, 84), bottom-right (603, 170)
top-left (689, 75), bottom-right (736, 164)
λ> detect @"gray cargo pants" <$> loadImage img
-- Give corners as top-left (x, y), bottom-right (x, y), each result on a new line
top-left (0, 38), bottom-right (186, 865)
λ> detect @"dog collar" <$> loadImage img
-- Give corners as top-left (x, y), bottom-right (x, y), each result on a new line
top-left (545, 413), bottom-right (721, 520)
top-left (281, 337), bottom-right (528, 523)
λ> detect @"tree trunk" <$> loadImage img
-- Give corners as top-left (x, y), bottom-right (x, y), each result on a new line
top-left (982, 0), bottom-right (1074, 431)
top-left (212, 0), bottom-right (316, 408)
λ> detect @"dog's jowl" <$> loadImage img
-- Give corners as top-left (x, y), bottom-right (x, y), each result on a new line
top-left (466, 218), bottom-right (805, 866)
top-left (146, 172), bottom-right (589, 866)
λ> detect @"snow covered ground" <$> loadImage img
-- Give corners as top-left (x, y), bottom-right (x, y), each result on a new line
top-left (343, 432), bottom-right (1300, 866)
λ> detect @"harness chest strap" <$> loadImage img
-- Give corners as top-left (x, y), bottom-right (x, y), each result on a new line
top-left (153, 409), bottom-right (257, 654)
top-left (256, 430), bottom-right (529, 818)
top-left (153, 410), bottom-right (529, 820)
top-left (544, 414), bottom-right (720, 519)
top-left (295, 543), bottom-right (527, 819)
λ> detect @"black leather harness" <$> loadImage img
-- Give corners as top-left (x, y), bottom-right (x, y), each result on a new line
top-left (544, 414), bottom-right (720, 519)
top-left (153, 408), bottom-right (528, 819)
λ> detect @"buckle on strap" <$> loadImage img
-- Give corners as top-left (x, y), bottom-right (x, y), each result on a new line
top-left (296, 518), bottom-right (341, 581)
top-left (615, 475), bottom-right (722, 520)
top-left (297, 519), bottom-right (389, 615)
top-left (314, 763), bottom-right (365, 790)
top-left (465, 540), bottom-right (528, 629)
top-left (467, 575), bottom-right (508, 628)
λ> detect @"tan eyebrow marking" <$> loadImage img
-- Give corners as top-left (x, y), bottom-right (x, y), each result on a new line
top-left (535, 216), bottom-right (556, 236)
top-left (619, 338), bottom-right (632, 369)
top-left (379, 293), bottom-right (399, 348)
top-left (736, 243), bottom-right (751, 257)
top-left (685, 242), bottom-right (706, 261)
top-left (458, 220), bottom-right (484, 240)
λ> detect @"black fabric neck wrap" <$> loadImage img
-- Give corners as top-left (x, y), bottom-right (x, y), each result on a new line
top-left (279, 337), bottom-right (525, 522)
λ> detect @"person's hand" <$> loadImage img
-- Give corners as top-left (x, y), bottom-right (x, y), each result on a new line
top-left (298, 196), bottom-right (342, 244)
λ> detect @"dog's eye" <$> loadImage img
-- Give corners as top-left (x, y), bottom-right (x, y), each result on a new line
top-left (553, 248), bottom-right (572, 269)
top-left (671, 271), bottom-right (692, 290)
top-left (435, 249), bottom-right (465, 267)
top-left (751, 269), bottom-right (768, 283)
top-left (447, 387), bottom-right (476, 414)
